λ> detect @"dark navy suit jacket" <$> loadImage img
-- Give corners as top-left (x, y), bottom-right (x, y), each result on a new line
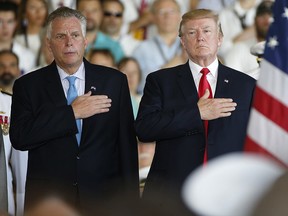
top-left (135, 61), bottom-right (256, 199)
top-left (10, 59), bottom-right (139, 213)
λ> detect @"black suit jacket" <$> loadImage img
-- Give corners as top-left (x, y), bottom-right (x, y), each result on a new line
top-left (135, 62), bottom-right (256, 198)
top-left (10, 59), bottom-right (139, 213)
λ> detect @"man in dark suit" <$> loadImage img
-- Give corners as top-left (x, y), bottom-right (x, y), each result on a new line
top-left (135, 9), bottom-right (256, 211)
top-left (9, 7), bottom-right (139, 215)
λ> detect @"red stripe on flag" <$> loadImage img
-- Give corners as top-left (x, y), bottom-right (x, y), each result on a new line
top-left (253, 86), bottom-right (288, 132)
top-left (245, 136), bottom-right (288, 168)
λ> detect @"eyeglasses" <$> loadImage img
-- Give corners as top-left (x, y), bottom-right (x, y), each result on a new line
top-left (103, 11), bottom-right (123, 18)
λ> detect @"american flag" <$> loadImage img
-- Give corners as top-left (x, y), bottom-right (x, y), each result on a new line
top-left (244, 0), bottom-right (288, 166)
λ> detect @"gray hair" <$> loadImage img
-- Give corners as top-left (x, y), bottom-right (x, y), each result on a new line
top-left (46, 6), bottom-right (87, 39)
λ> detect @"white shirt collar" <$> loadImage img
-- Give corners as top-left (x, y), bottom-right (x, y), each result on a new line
top-left (189, 58), bottom-right (219, 78)
top-left (58, 62), bottom-right (85, 81)
top-left (189, 58), bottom-right (219, 97)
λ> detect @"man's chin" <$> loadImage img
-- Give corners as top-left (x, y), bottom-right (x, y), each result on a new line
top-left (0, 82), bottom-right (13, 88)
top-left (0, 76), bottom-right (15, 86)
top-left (197, 50), bottom-right (211, 56)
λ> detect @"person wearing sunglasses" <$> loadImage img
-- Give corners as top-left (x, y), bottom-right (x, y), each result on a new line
top-left (77, 0), bottom-right (125, 64)
top-left (100, 0), bottom-right (140, 57)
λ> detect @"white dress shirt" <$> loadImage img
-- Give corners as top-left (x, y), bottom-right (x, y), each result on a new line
top-left (57, 62), bottom-right (85, 98)
top-left (189, 58), bottom-right (219, 97)
top-left (12, 41), bottom-right (37, 75)
top-left (58, 62), bottom-right (85, 128)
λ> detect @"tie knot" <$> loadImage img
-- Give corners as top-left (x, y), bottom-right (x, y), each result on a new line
top-left (66, 76), bottom-right (77, 86)
top-left (200, 68), bottom-right (210, 76)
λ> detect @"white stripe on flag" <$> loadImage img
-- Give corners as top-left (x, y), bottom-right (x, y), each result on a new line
top-left (247, 108), bottom-right (288, 164)
top-left (258, 60), bottom-right (288, 107)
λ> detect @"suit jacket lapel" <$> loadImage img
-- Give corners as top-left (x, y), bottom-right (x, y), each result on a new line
top-left (83, 58), bottom-right (104, 94)
top-left (45, 61), bottom-right (67, 107)
top-left (45, 60), bottom-right (104, 148)
top-left (81, 59), bottom-right (104, 144)
top-left (208, 62), bottom-right (232, 143)
top-left (177, 62), bottom-right (199, 103)
top-left (214, 62), bottom-right (231, 98)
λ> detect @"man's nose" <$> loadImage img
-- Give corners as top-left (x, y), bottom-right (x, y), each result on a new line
top-left (66, 36), bottom-right (73, 46)
top-left (197, 32), bottom-right (204, 41)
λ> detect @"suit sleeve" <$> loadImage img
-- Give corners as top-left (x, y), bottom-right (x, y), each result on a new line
top-left (135, 73), bottom-right (204, 142)
top-left (9, 78), bottom-right (78, 151)
top-left (118, 75), bottom-right (140, 197)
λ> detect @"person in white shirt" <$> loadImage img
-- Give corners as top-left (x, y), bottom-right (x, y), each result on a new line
top-left (197, 0), bottom-right (236, 13)
top-left (0, 89), bottom-right (28, 216)
top-left (0, 50), bottom-right (22, 94)
top-left (223, 1), bottom-right (273, 79)
top-left (15, 0), bottom-right (48, 57)
top-left (132, 0), bottom-right (186, 93)
top-left (46, 0), bottom-right (76, 13)
top-left (100, 0), bottom-right (141, 56)
top-left (218, 0), bottom-right (261, 57)
top-left (120, 0), bottom-right (191, 40)
top-left (0, 1), bottom-right (36, 74)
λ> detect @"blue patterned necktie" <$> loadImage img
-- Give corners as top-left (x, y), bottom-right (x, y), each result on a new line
top-left (66, 76), bottom-right (81, 145)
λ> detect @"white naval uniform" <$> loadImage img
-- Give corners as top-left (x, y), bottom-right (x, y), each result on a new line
top-left (0, 91), bottom-right (28, 216)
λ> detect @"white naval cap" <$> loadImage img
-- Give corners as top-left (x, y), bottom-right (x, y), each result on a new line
top-left (181, 153), bottom-right (285, 216)
top-left (250, 41), bottom-right (266, 57)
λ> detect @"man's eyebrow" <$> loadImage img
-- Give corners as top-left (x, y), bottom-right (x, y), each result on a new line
top-left (202, 25), bottom-right (212, 29)
top-left (71, 31), bottom-right (81, 34)
top-left (186, 27), bottom-right (196, 31)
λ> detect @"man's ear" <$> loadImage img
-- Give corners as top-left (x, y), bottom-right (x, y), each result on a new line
top-left (180, 37), bottom-right (185, 49)
top-left (46, 37), bottom-right (52, 52)
top-left (84, 37), bottom-right (88, 49)
top-left (218, 35), bottom-right (223, 47)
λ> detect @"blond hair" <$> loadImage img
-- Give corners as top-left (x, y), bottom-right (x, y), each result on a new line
top-left (178, 9), bottom-right (223, 37)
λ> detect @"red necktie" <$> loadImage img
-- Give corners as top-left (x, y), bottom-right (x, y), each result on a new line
top-left (198, 68), bottom-right (213, 164)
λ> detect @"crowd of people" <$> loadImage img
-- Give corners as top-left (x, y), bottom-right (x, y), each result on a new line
top-left (0, 0), bottom-right (281, 216)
